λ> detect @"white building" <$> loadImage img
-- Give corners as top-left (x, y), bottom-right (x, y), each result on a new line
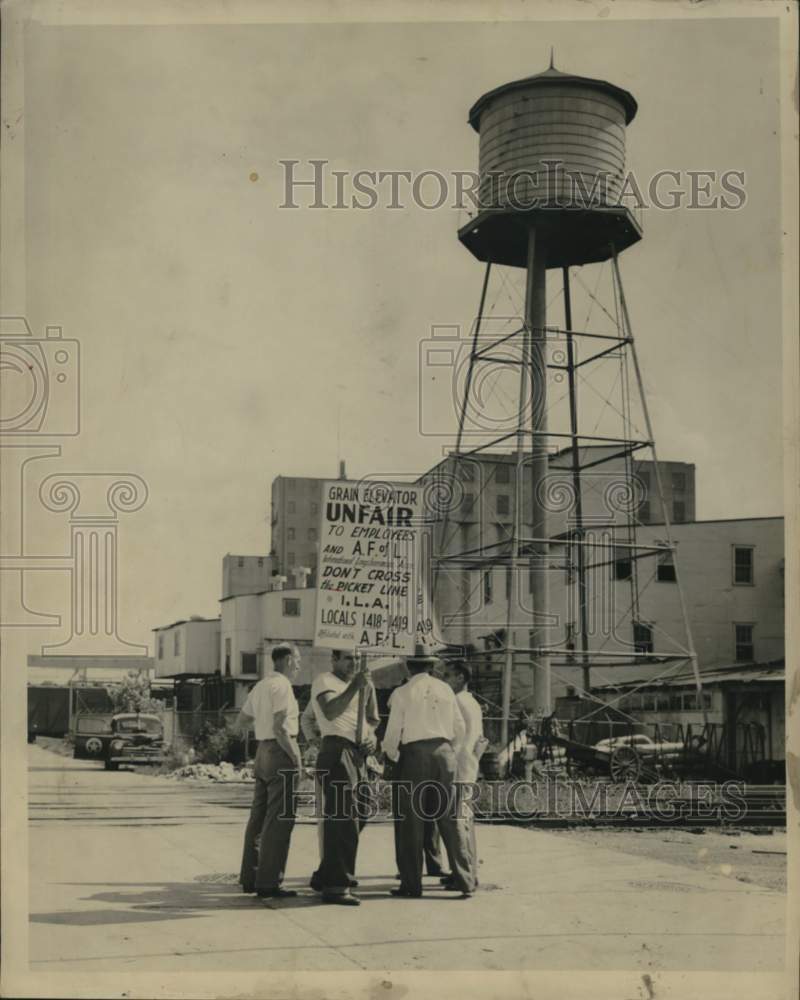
top-left (219, 570), bottom-right (334, 706)
top-left (152, 616), bottom-right (220, 678)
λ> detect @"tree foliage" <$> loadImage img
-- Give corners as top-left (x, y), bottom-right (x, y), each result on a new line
top-left (109, 672), bottom-right (163, 715)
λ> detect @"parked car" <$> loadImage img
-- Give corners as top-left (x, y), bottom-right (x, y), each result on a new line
top-left (73, 714), bottom-right (113, 760)
top-left (103, 713), bottom-right (166, 771)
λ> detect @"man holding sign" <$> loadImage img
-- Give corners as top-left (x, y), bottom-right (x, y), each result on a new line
top-left (308, 649), bottom-right (378, 906)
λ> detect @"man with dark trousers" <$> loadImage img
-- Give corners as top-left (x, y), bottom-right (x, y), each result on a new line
top-left (236, 643), bottom-right (301, 899)
top-left (383, 648), bottom-right (475, 899)
top-left (388, 678), bottom-right (450, 881)
top-left (308, 649), bottom-right (378, 906)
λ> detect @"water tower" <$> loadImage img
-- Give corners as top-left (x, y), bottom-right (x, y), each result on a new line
top-left (435, 61), bottom-right (702, 752)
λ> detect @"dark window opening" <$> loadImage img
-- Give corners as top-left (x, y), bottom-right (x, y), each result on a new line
top-left (633, 621), bottom-right (654, 654)
top-left (657, 552), bottom-right (676, 582)
top-left (735, 623), bottom-right (754, 662)
top-left (733, 546), bottom-right (754, 585)
top-left (615, 557), bottom-right (632, 581)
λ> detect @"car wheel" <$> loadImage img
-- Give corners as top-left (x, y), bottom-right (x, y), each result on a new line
top-left (85, 737), bottom-right (103, 756)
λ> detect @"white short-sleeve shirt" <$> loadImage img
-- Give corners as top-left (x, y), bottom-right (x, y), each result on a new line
top-left (311, 671), bottom-right (374, 742)
top-left (242, 672), bottom-right (298, 741)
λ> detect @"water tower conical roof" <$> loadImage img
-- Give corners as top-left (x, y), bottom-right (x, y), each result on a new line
top-left (468, 63), bottom-right (638, 131)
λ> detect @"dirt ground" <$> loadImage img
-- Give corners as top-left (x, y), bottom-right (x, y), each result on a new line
top-left (555, 826), bottom-right (787, 893)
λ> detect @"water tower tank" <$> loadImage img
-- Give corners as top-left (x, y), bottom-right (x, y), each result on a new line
top-left (459, 64), bottom-right (642, 269)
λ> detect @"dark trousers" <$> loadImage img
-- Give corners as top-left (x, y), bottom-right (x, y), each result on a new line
top-left (313, 735), bottom-right (369, 894)
top-left (239, 740), bottom-right (297, 890)
top-left (395, 738), bottom-right (475, 895)
top-left (393, 803), bottom-right (445, 875)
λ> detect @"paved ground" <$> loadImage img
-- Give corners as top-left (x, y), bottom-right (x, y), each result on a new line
top-left (28, 743), bottom-right (786, 974)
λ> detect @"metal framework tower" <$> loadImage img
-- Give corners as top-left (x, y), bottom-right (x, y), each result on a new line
top-left (432, 63), bottom-right (704, 750)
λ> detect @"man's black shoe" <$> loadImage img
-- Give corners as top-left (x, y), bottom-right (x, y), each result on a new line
top-left (348, 877), bottom-right (359, 888)
top-left (322, 892), bottom-right (361, 906)
top-left (390, 887), bottom-right (422, 898)
top-left (256, 888), bottom-right (298, 899)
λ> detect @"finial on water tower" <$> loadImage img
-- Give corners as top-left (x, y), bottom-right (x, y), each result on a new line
top-left (549, 47), bottom-right (555, 70)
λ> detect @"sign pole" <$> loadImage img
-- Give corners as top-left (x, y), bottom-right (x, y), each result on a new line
top-left (355, 647), bottom-right (366, 747)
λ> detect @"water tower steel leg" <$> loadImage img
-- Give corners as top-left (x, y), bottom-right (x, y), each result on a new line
top-left (611, 250), bottom-right (705, 724)
top-left (562, 267), bottom-right (591, 695)
top-left (500, 283), bottom-right (530, 754)
top-left (526, 228), bottom-right (551, 718)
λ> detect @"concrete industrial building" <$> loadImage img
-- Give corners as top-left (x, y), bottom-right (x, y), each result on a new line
top-left (269, 461), bottom-right (348, 579)
top-left (421, 451), bottom-right (782, 706)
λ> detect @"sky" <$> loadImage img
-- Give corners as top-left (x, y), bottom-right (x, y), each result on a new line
top-left (9, 11), bottom-right (785, 652)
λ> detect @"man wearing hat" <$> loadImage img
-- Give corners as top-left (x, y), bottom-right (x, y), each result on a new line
top-left (382, 646), bottom-right (475, 898)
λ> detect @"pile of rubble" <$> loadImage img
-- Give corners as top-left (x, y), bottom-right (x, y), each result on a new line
top-left (165, 761), bottom-right (254, 783)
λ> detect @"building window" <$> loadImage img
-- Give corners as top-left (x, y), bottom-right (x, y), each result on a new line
top-left (237, 556), bottom-right (245, 568)
top-left (173, 630), bottom-right (180, 656)
top-left (483, 570), bottom-right (493, 605)
top-left (733, 546), bottom-right (754, 585)
top-left (638, 469), bottom-right (651, 491)
top-left (614, 555), bottom-right (632, 580)
top-left (157, 635), bottom-right (164, 659)
top-left (287, 551), bottom-right (295, 565)
top-left (241, 652), bottom-right (258, 674)
top-left (735, 623), bottom-right (754, 662)
top-left (307, 527), bottom-right (317, 541)
top-left (283, 598), bottom-right (301, 617)
top-left (224, 638), bottom-right (231, 676)
top-left (638, 501), bottom-right (651, 523)
top-left (286, 479), bottom-right (295, 491)
top-left (496, 494), bottom-right (510, 516)
top-left (633, 621), bottom-right (654, 654)
top-left (505, 567), bottom-right (512, 600)
top-left (310, 502), bottom-right (318, 515)
top-left (462, 492), bottom-right (475, 514)
top-left (257, 557), bottom-right (263, 567)
top-left (672, 471), bottom-right (687, 492)
top-left (672, 500), bottom-right (686, 523)
top-left (495, 464), bottom-right (510, 484)
top-left (287, 527), bottom-right (295, 540)
top-left (657, 551), bottom-right (676, 582)
top-left (287, 500), bottom-right (296, 514)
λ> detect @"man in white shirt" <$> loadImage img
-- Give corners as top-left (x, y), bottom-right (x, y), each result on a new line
top-left (307, 649), bottom-right (378, 906)
top-left (236, 644), bottom-right (301, 899)
top-left (443, 659), bottom-right (487, 888)
top-left (383, 650), bottom-right (475, 898)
